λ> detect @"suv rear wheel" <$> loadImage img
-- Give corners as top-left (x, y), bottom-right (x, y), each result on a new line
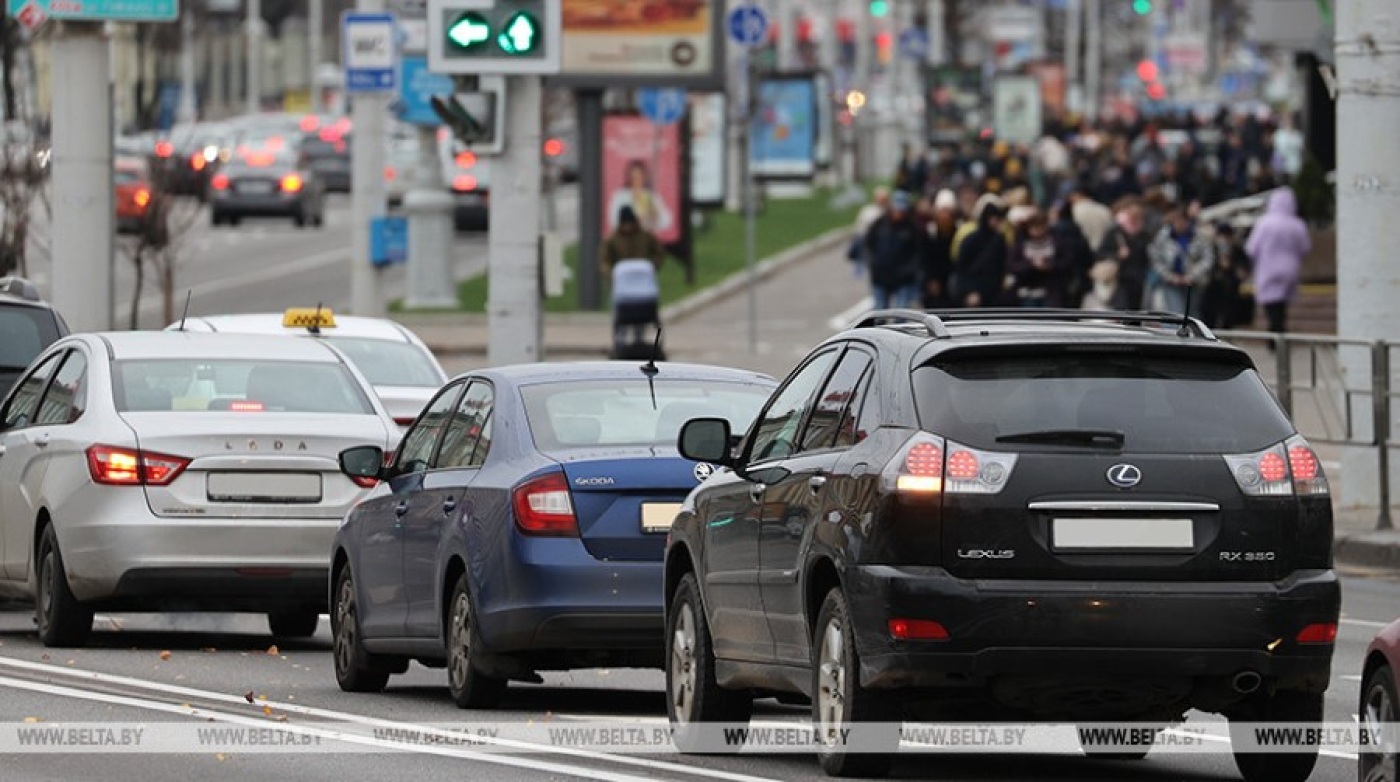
top-left (36, 525), bottom-right (93, 648)
top-left (814, 589), bottom-right (897, 778)
top-left (1228, 689), bottom-right (1322, 782)
top-left (667, 572), bottom-right (751, 753)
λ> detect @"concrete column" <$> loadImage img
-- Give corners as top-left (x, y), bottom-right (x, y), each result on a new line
top-left (776, 0), bottom-right (797, 70)
top-left (178, 11), bottom-right (197, 123)
top-left (1065, 0), bottom-right (1082, 114)
top-left (404, 127), bottom-right (456, 308)
top-left (1336, 0), bottom-right (1400, 522)
top-left (309, 0), bottom-right (324, 112)
top-left (349, 0), bottom-right (387, 316)
top-left (50, 24), bottom-right (114, 332)
top-left (488, 75), bottom-right (544, 365)
top-left (1084, 0), bottom-right (1100, 122)
top-left (247, 0), bottom-right (262, 113)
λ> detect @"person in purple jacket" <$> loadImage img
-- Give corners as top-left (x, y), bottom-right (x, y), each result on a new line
top-left (1245, 187), bottom-right (1311, 335)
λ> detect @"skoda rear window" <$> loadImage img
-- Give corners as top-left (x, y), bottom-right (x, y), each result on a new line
top-left (521, 379), bottom-right (771, 452)
top-left (913, 353), bottom-right (1293, 454)
top-left (114, 359), bottom-right (374, 415)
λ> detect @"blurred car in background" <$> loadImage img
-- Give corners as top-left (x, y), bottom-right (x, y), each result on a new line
top-left (0, 277), bottom-right (68, 398)
top-left (439, 132), bottom-right (490, 232)
top-left (150, 123), bottom-right (228, 198)
top-left (298, 114), bottom-right (353, 193)
top-left (114, 156), bottom-right (156, 235)
top-left (209, 148), bottom-right (326, 228)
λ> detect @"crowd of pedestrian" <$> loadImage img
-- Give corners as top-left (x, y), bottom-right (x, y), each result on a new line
top-left (852, 109), bottom-right (1315, 334)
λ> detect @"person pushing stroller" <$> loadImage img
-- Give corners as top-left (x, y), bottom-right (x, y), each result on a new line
top-left (600, 205), bottom-right (666, 360)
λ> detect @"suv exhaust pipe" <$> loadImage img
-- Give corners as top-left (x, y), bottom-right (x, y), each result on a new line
top-left (1232, 671), bottom-right (1262, 695)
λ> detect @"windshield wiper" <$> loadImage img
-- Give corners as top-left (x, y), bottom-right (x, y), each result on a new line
top-left (995, 429), bottom-right (1126, 448)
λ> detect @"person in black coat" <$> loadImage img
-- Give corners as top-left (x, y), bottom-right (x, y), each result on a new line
top-left (951, 204), bottom-right (1008, 308)
top-left (864, 191), bottom-right (925, 309)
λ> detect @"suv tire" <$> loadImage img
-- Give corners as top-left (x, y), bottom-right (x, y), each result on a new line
top-left (814, 588), bottom-right (898, 778)
top-left (446, 573), bottom-right (507, 709)
top-left (36, 525), bottom-right (93, 648)
top-left (667, 572), bottom-right (752, 754)
top-left (331, 568), bottom-right (392, 693)
top-left (1228, 689), bottom-right (1323, 782)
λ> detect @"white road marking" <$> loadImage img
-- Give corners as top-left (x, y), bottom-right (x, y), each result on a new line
top-left (1341, 618), bottom-right (1393, 630)
top-left (0, 656), bottom-right (782, 782)
top-left (1340, 675), bottom-right (1363, 682)
top-left (0, 674), bottom-right (657, 781)
top-left (133, 247), bottom-right (349, 313)
top-left (827, 296), bottom-right (872, 331)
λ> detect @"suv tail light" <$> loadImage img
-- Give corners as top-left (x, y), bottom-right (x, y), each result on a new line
top-left (512, 472), bottom-right (578, 536)
top-left (86, 445), bottom-right (190, 486)
top-left (881, 433), bottom-right (1018, 496)
top-left (1224, 437), bottom-right (1328, 497)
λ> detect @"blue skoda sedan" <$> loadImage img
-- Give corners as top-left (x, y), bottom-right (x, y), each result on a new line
top-left (329, 361), bottom-right (775, 707)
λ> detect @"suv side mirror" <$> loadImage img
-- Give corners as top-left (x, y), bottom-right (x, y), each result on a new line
top-left (339, 445), bottom-right (386, 481)
top-left (678, 418), bottom-right (734, 467)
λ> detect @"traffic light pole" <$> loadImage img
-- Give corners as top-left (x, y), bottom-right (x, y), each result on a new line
top-left (576, 89), bottom-right (604, 310)
top-left (349, 0), bottom-right (388, 317)
top-left (404, 126), bottom-right (457, 308)
top-left (50, 22), bottom-right (114, 332)
top-left (487, 74), bottom-right (543, 364)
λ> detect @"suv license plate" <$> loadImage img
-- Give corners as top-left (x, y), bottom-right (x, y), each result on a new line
top-left (641, 503), bottom-right (683, 533)
top-left (1052, 517), bottom-right (1193, 552)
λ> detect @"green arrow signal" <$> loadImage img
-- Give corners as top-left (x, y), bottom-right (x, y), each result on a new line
top-left (447, 12), bottom-right (491, 49)
top-left (497, 12), bottom-right (539, 54)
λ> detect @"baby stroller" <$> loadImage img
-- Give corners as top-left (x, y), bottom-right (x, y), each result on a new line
top-left (610, 258), bottom-right (666, 361)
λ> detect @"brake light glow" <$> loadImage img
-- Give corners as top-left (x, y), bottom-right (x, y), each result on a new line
top-left (455, 150), bottom-right (477, 168)
top-left (190, 153), bottom-right (206, 171)
top-left (946, 450), bottom-right (980, 481)
top-left (1259, 451), bottom-right (1287, 483)
top-left (266, 136), bottom-right (286, 152)
top-left (452, 174), bottom-right (478, 192)
top-left (889, 619), bottom-right (950, 640)
top-left (86, 445), bottom-right (190, 486)
top-left (134, 188), bottom-right (151, 208)
top-left (512, 472), bottom-right (578, 536)
top-left (384, 166), bottom-right (397, 181)
top-left (905, 442), bottom-right (942, 476)
top-left (319, 128), bottom-right (339, 143)
top-left (300, 115), bottom-right (320, 132)
top-left (229, 401), bottom-right (265, 412)
top-left (349, 475), bottom-right (378, 489)
top-left (943, 440), bottom-right (1016, 495)
top-left (211, 173), bottom-right (229, 191)
top-left (1286, 435), bottom-right (1328, 496)
top-left (154, 140), bottom-right (174, 158)
top-left (1295, 623), bottom-right (1337, 644)
top-left (1225, 438), bottom-right (1326, 497)
top-left (1288, 447), bottom-right (1317, 480)
top-left (543, 138), bottom-right (564, 157)
top-left (280, 174), bottom-right (304, 193)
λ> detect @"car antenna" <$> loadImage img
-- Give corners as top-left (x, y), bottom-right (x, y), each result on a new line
top-left (176, 290), bottom-right (192, 332)
top-left (309, 301), bottom-right (323, 336)
top-left (1177, 287), bottom-right (1194, 338)
top-left (640, 327), bottom-right (662, 410)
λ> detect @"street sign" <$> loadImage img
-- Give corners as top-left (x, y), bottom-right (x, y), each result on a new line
top-left (371, 217), bottom-right (409, 267)
top-left (898, 27), bottom-right (929, 61)
top-left (726, 4), bottom-right (767, 47)
top-left (638, 88), bottom-right (687, 127)
top-left (13, 0), bottom-right (47, 34)
top-left (399, 56), bottom-right (456, 125)
top-left (6, 0), bottom-right (176, 22)
top-left (343, 12), bottom-right (399, 93)
top-left (427, 0), bottom-right (561, 75)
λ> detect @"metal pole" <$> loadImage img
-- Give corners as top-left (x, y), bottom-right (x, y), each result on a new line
top-left (744, 53), bottom-right (757, 354)
top-left (404, 126), bottom-right (456, 308)
top-left (1374, 342), bottom-right (1393, 530)
top-left (178, 9), bottom-right (197, 124)
top-left (1084, 0), bottom-right (1100, 122)
top-left (576, 89), bottom-right (604, 310)
top-left (247, 0), bottom-right (262, 114)
top-left (777, 0), bottom-right (796, 71)
top-left (349, 0), bottom-right (388, 316)
top-left (1337, 0), bottom-right (1400, 519)
top-left (488, 75), bottom-right (544, 365)
top-left (1275, 334), bottom-right (1293, 419)
top-left (309, 0), bottom-right (324, 113)
top-left (50, 23), bottom-right (114, 333)
top-left (1065, 0), bottom-right (1081, 114)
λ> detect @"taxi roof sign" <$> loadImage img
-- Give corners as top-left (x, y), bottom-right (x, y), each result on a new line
top-left (283, 308), bottom-right (338, 330)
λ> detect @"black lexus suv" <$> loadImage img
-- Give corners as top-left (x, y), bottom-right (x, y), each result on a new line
top-left (665, 309), bottom-right (1339, 780)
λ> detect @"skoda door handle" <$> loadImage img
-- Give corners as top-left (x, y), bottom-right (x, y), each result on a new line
top-left (749, 483), bottom-right (766, 504)
top-left (394, 501), bottom-right (409, 517)
top-left (808, 475), bottom-right (827, 493)
top-left (442, 497), bottom-right (457, 515)
top-left (31, 433), bottom-right (49, 448)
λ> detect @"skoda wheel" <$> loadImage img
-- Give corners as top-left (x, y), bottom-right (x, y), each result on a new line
top-left (446, 573), bottom-right (507, 709)
top-left (331, 568), bottom-right (391, 693)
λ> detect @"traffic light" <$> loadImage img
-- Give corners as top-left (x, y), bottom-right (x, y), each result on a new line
top-left (1132, 0), bottom-right (1152, 15)
top-left (875, 30), bottom-right (893, 65)
top-left (431, 94), bottom-right (488, 144)
top-left (1146, 82), bottom-right (1166, 101)
top-left (1136, 59), bottom-right (1159, 82)
top-left (870, 0), bottom-right (889, 17)
top-left (427, 0), bottom-right (560, 75)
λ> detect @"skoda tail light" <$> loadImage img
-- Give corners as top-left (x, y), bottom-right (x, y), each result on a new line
top-left (513, 472), bottom-right (578, 536)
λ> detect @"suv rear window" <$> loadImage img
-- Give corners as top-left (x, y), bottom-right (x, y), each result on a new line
top-left (913, 352), bottom-right (1294, 454)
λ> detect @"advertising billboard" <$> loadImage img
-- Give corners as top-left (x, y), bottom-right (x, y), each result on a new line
top-left (601, 114), bottom-right (683, 245)
top-left (688, 92), bottom-right (726, 206)
top-left (750, 75), bottom-right (817, 180)
top-left (556, 0), bottom-right (724, 89)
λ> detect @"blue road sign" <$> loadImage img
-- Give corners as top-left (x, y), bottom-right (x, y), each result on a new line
top-left (398, 56), bottom-right (454, 125)
top-left (638, 88), bottom-right (687, 126)
top-left (726, 4), bottom-right (768, 47)
top-left (371, 217), bottom-right (408, 267)
top-left (898, 27), bottom-right (929, 61)
top-left (344, 12), bottom-right (398, 94)
top-left (7, 0), bottom-right (177, 22)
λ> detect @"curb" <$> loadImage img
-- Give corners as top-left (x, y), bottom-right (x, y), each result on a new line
top-left (1334, 532), bottom-right (1400, 570)
top-left (660, 227), bottom-right (853, 324)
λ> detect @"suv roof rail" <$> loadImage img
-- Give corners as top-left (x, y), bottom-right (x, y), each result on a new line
top-left (0, 276), bottom-right (40, 302)
top-left (852, 309), bottom-right (951, 338)
top-left (852, 308), bottom-right (1217, 341)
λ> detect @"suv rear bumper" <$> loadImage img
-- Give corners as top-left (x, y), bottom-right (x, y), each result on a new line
top-left (846, 565), bottom-right (1340, 690)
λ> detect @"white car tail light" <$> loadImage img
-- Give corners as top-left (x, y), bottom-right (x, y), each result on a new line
top-left (86, 444), bottom-right (190, 486)
top-left (1224, 436), bottom-right (1327, 497)
top-left (881, 433), bottom-right (1018, 496)
top-left (512, 472), bottom-right (578, 536)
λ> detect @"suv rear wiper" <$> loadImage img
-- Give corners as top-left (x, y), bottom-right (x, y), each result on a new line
top-left (995, 429), bottom-right (1126, 448)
